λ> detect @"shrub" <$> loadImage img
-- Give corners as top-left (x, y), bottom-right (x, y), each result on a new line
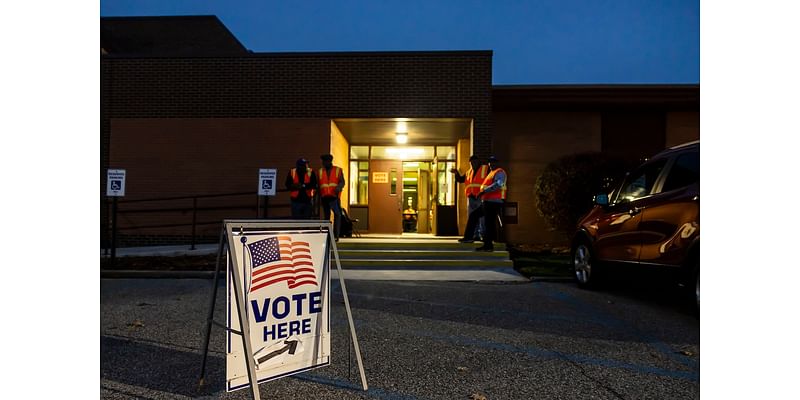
top-left (534, 153), bottom-right (635, 237)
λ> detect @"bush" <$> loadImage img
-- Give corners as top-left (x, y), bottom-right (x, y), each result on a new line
top-left (534, 153), bottom-right (635, 237)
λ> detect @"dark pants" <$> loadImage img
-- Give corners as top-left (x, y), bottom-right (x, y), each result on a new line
top-left (290, 201), bottom-right (313, 219)
top-left (321, 197), bottom-right (341, 238)
top-left (464, 201), bottom-right (502, 246)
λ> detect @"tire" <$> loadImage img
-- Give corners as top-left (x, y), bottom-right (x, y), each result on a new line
top-left (572, 241), bottom-right (599, 289)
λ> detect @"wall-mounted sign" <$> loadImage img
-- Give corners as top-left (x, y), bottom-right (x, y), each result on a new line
top-left (106, 169), bottom-right (126, 197)
top-left (258, 169), bottom-right (277, 196)
top-left (372, 172), bottom-right (388, 183)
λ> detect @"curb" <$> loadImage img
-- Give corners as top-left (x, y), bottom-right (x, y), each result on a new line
top-left (101, 270), bottom-right (220, 279)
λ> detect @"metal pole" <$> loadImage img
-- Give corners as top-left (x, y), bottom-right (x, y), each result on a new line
top-left (110, 197), bottom-right (118, 267)
top-left (191, 197), bottom-right (198, 250)
top-left (227, 227), bottom-right (263, 400)
top-left (198, 229), bottom-right (226, 387)
top-left (329, 234), bottom-right (369, 390)
top-left (263, 196), bottom-right (269, 219)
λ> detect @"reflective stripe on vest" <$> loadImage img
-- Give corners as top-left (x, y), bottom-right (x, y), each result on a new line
top-left (290, 168), bottom-right (314, 199)
top-left (480, 167), bottom-right (507, 201)
top-left (318, 166), bottom-right (341, 198)
top-left (464, 164), bottom-right (489, 197)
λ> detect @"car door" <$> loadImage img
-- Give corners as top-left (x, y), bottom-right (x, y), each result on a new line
top-left (593, 159), bottom-right (668, 263)
top-left (638, 150), bottom-right (700, 267)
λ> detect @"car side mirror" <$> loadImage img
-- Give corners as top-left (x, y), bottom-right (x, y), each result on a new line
top-left (594, 193), bottom-right (609, 206)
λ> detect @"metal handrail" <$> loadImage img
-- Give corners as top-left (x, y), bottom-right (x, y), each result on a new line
top-left (104, 189), bottom-right (300, 252)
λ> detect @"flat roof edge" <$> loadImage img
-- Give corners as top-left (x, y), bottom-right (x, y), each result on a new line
top-left (101, 49), bottom-right (493, 59)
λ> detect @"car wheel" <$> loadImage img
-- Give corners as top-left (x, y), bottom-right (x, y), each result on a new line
top-left (572, 242), bottom-right (598, 288)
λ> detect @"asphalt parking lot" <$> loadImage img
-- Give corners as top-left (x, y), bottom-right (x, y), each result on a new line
top-left (101, 278), bottom-right (699, 399)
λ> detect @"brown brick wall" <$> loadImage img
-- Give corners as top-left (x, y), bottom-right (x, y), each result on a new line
top-left (493, 111), bottom-right (603, 245)
top-left (101, 52), bottom-right (493, 245)
top-left (109, 118), bottom-right (330, 244)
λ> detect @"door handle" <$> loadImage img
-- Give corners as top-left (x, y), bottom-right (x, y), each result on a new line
top-left (628, 206), bottom-right (642, 216)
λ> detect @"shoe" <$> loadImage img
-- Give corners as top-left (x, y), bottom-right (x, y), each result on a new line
top-left (475, 245), bottom-right (494, 252)
top-left (458, 238), bottom-right (474, 243)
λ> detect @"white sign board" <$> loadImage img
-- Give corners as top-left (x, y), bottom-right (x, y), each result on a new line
top-left (106, 169), bottom-right (126, 197)
top-left (226, 229), bottom-right (331, 392)
top-left (258, 169), bottom-right (277, 196)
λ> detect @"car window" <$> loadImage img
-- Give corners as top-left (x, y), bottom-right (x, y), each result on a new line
top-left (615, 159), bottom-right (667, 203)
top-left (661, 151), bottom-right (699, 192)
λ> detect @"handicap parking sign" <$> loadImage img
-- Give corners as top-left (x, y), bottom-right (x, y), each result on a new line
top-left (107, 169), bottom-right (126, 197)
top-left (258, 169), bottom-right (277, 196)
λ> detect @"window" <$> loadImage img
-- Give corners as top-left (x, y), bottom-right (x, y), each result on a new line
top-left (350, 146), bottom-right (369, 160)
top-left (436, 146), bottom-right (456, 160)
top-left (349, 161), bottom-right (369, 205)
top-left (662, 152), bottom-right (699, 192)
top-left (615, 160), bottom-right (667, 203)
top-left (437, 161), bottom-right (456, 205)
top-left (389, 168), bottom-right (397, 195)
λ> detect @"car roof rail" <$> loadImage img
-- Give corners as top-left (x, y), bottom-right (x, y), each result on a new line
top-left (668, 140), bottom-right (699, 150)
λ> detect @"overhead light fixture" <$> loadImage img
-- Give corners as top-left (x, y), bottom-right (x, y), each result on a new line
top-left (395, 131), bottom-right (408, 144)
top-left (396, 121), bottom-right (408, 144)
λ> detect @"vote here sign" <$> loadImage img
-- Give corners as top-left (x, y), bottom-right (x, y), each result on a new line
top-left (226, 230), bottom-right (331, 392)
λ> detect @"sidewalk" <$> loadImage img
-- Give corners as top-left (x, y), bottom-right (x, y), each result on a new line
top-left (101, 244), bottom-right (218, 258)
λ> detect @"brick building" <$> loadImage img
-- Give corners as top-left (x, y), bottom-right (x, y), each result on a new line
top-left (101, 16), bottom-right (699, 247)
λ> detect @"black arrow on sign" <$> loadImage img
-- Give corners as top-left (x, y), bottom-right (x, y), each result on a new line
top-left (256, 339), bottom-right (299, 365)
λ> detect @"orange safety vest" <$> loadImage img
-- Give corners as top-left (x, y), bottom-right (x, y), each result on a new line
top-left (290, 168), bottom-right (314, 199)
top-left (464, 164), bottom-right (489, 197)
top-left (480, 167), bottom-right (507, 201)
top-left (318, 166), bottom-right (342, 198)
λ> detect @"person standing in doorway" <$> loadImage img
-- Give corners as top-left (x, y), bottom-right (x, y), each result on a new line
top-left (285, 158), bottom-right (317, 219)
top-left (318, 154), bottom-right (345, 240)
top-left (451, 155), bottom-right (489, 243)
top-left (463, 155), bottom-right (507, 251)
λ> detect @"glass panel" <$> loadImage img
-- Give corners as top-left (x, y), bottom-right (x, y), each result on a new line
top-left (371, 146), bottom-right (435, 160)
top-left (349, 161), bottom-right (369, 205)
top-left (662, 152), bottom-right (700, 192)
top-left (350, 146), bottom-right (369, 160)
top-left (615, 160), bottom-right (667, 203)
top-left (436, 146), bottom-right (456, 160)
top-left (390, 168), bottom-right (397, 195)
top-left (437, 161), bottom-right (456, 205)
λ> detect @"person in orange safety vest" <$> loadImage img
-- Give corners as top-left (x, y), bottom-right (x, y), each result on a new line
top-left (451, 155), bottom-right (489, 243)
top-left (318, 154), bottom-right (345, 240)
top-left (285, 158), bottom-right (317, 219)
top-left (463, 155), bottom-right (507, 252)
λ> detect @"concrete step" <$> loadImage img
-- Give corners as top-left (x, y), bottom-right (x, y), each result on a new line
top-left (336, 240), bottom-right (507, 251)
top-left (336, 258), bottom-right (514, 269)
top-left (336, 249), bottom-right (509, 260)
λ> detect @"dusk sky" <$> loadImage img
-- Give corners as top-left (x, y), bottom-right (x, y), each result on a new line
top-left (100, 0), bottom-right (699, 85)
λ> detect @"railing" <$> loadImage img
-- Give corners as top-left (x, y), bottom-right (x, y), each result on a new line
top-left (102, 189), bottom-right (306, 256)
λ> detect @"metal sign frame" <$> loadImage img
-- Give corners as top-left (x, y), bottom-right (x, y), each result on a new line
top-left (198, 220), bottom-right (367, 399)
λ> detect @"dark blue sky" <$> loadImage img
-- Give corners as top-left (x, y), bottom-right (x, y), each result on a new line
top-left (100, 0), bottom-right (699, 85)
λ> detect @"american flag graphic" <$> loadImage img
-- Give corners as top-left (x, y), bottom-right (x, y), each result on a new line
top-left (247, 235), bottom-right (317, 293)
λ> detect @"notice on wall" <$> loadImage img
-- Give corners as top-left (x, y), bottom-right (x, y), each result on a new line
top-left (106, 169), bottom-right (126, 197)
top-left (372, 172), bottom-right (388, 183)
top-left (226, 229), bottom-right (331, 392)
top-left (258, 169), bottom-right (277, 196)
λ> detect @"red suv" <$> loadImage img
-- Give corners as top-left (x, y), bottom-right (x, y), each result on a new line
top-left (571, 141), bottom-right (700, 306)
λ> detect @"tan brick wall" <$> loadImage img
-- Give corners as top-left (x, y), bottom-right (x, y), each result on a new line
top-left (109, 118), bottom-right (330, 240)
top-left (666, 112), bottom-right (700, 147)
top-left (493, 111), bottom-right (602, 245)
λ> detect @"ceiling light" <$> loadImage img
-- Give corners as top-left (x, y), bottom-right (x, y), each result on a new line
top-left (395, 131), bottom-right (408, 144)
